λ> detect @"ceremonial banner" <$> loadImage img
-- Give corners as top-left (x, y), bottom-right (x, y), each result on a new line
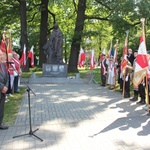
top-left (28, 45), bottom-right (34, 68)
top-left (7, 37), bottom-right (12, 53)
top-left (78, 48), bottom-right (85, 67)
top-left (20, 44), bottom-right (27, 68)
top-left (133, 19), bottom-right (148, 86)
top-left (90, 49), bottom-right (94, 70)
top-left (0, 31), bottom-right (7, 53)
top-left (121, 31), bottom-right (129, 76)
top-left (107, 40), bottom-right (112, 59)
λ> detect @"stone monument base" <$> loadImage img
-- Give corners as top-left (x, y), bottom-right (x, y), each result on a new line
top-left (42, 63), bottom-right (68, 77)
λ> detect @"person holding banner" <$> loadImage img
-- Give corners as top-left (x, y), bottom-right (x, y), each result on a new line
top-left (130, 51), bottom-right (146, 103)
top-left (137, 78), bottom-right (146, 104)
top-left (123, 57), bottom-right (132, 98)
top-left (130, 50), bottom-right (139, 102)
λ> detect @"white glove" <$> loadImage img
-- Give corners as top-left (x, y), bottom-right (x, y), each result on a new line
top-left (125, 76), bottom-right (128, 81)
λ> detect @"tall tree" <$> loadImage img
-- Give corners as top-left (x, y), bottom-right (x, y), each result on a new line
top-left (68, 0), bottom-right (86, 73)
top-left (39, 0), bottom-right (48, 67)
top-left (19, 0), bottom-right (29, 70)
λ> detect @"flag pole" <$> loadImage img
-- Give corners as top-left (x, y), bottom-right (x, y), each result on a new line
top-left (114, 39), bottom-right (118, 88)
top-left (141, 18), bottom-right (150, 113)
top-left (4, 30), bottom-right (9, 68)
top-left (122, 31), bottom-right (129, 99)
top-left (106, 39), bottom-right (112, 85)
top-left (108, 39), bottom-right (112, 58)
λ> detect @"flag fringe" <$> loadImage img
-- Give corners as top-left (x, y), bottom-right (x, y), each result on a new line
top-left (133, 68), bottom-right (147, 87)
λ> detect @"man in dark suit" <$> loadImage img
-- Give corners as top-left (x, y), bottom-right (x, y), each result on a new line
top-left (100, 54), bottom-right (108, 86)
top-left (127, 48), bottom-right (134, 66)
top-left (0, 49), bottom-right (9, 130)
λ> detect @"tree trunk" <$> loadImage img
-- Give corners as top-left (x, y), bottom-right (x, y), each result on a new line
top-left (68, 0), bottom-right (86, 73)
top-left (19, 0), bottom-right (29, 71)
top-left (39, 0), bottom-right (48, 67)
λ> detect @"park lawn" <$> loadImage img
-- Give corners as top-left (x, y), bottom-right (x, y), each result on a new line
top-left (3, 87), bottom-right (26, 125)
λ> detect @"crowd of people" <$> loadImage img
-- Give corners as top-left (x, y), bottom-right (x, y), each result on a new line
top-left (0, 49), bottom-right (21, 130)
top-left (100, 48), bottom-right (150, 111)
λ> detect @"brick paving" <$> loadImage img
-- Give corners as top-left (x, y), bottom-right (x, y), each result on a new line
top-left (0, 77), bottom-right (150, 150)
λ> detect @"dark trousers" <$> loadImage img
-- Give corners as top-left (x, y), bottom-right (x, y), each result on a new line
top-left (119, 78), bottom-right (123, 90)
top-left (138, 83), bottom-right (145, 100)
top-left (0, 93), bottom-right (5, 125)
top-left (101, 74), bottom-right (106, 85)
top-left (14, 75), bottom-right (19, 93)
top-left (7, 74), bottom-right (12, 94)
top-left (125, 79), bottom-right (130, 95)
top-left (148, 80), bottom-right (150, 103)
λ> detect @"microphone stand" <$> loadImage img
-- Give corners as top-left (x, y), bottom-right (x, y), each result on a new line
top-left (89, 69), bottom-right (98, 84)
top-left (10, 63), bottom-right (43, 142)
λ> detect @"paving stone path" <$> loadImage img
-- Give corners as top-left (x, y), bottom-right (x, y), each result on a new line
top-left (0, 77), bottom-right (150, 150)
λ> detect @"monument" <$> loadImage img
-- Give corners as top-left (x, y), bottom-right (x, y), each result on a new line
top-left (43, 23), bottom-right (67, 77)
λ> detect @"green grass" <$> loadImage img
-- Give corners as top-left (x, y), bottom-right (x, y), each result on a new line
top-left (3, 87), bottom-right (26, 125)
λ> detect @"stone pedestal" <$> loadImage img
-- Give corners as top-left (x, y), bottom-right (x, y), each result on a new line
top-left (42, 63), bottom-right (68, 77)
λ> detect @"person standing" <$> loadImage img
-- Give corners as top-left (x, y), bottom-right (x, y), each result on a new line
top-left (7, 53), bottom-right (15, 96)
top-left (13, 52), bottom-right (21, 93)
top-left (117, 57), bottom-right (123, 92)
top-left (130, 50), bottom-right (139, 101)
top-left (100, 54), bottom-right (108, 86)
top-left (136, 79), bottom-right (146, 105)
top-left (0, 49), bottom-right (9, 130)
top-left (127, 49), bottom-right (134, 66)
top-left (123, 58), bottom-right (132, 98)
top-left (107, 56), bottom-right (116, 90)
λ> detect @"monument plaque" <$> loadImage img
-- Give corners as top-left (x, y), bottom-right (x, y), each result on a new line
top-left (42, 63), bottom-right (67, 77)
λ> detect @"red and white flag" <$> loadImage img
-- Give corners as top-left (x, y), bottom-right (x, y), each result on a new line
top-left (28, 45), bottom-right (34, 68)
top-left (20, 44), bottom-right (26, 68)
top-left (7, 37), bottom-right (12, 54)
top-left (0, 31), bottom-right (7, 53)
top-left (121, 32), bottom-right (129, 76)
top-left (78, 48), bottom-right (85, 67)
top-left (133, 24), bottom-right (148, 86)
top-left (90, 49), bottom-right (95, 70)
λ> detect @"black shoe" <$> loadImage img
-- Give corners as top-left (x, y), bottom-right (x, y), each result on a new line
top-left (124, 94), bottom-right (130, 98)
top-left (0, 125), bottom-right (9, 130)
top-left (137, 100), bottom-right (145, 105)
top-left (130, 96), bottom-right (138, 101)
top-left (137, 100), bottom-right (143, 104)
top-left (141, 101), bottom-right (146, 105)
top-left (101, 84), bottom-right (105, 87)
